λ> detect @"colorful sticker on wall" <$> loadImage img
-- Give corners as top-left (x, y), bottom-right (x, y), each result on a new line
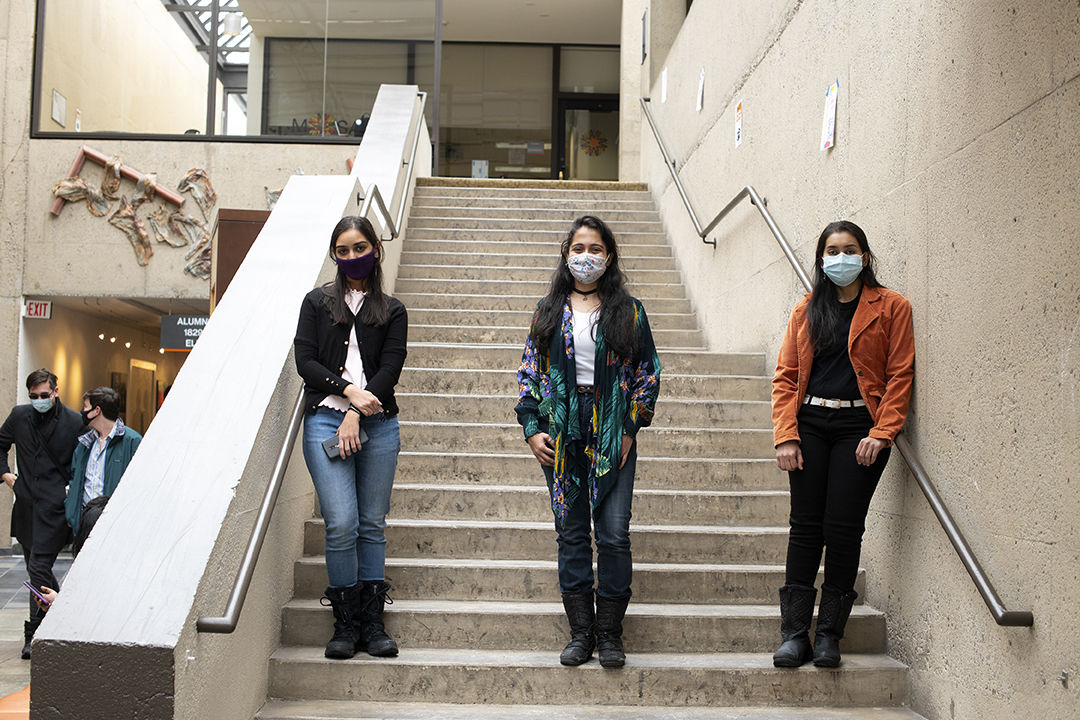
top-left (580, 130), bottom-right (608, 157)
top-left (735, 99), bottom-right (743, 148)
top-left (820, 79), bottom-right (839, 151)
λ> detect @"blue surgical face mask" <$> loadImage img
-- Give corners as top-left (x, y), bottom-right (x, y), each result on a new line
top-left (30, 397), bottom-right (53, 413)
top-left (821, 253), bottom-right (864, 287)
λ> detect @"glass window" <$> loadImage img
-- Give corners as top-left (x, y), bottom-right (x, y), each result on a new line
top-left (439, 44), bottom-right (553, 178)
top-left (559, 47), bottom-right (620, 94)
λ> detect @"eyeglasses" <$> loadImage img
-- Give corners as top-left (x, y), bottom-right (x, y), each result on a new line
top-left (28, 392), bottom-right (53, 400)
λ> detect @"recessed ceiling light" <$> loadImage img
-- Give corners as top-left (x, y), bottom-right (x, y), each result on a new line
top-left (125, 342), bottom-right (131, 348)
top-left (110, 337), bottom-right (116, 343)
top-left (98, 333), bottom-right (105, 340)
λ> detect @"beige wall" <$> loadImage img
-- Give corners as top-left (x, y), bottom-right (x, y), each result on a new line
top-left (631, 1), bottom-right (1080, 718)
top-left (39, 0), bottom-right (221, 134)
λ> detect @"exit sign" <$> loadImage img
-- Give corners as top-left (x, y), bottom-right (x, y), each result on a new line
top-left (24, 300), bottom-right (52, 319)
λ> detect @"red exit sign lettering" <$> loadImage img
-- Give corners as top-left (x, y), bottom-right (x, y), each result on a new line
top-left (24, 301), bottom-right (52, 319)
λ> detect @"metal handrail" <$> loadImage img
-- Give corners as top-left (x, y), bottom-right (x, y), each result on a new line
top-left (197, 91), bottom-right (430, 634)
top-left (197, 388), bottom-right (304, 633)
top-left (639, 96), bottom-right (1033, 628)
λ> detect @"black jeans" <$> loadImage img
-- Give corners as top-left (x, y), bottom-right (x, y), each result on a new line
top-left (785, 404), bottom-right (891, 593)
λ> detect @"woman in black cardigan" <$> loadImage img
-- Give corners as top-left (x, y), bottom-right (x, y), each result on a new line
top-left (294, 215), bottom-right (408, 660)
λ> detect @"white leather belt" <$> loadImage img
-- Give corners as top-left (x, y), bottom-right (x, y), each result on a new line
top-left (803, 395), bottom-right (866, 409)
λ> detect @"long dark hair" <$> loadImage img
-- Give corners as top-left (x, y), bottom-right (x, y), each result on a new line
top-left (530, 215), bottom-right (638, 359)
top-left (320, 216), bottom-right (390, 326)
top-left (807, 220), bottom-right (883, 353)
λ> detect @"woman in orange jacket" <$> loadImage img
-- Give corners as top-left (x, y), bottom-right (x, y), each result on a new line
top-left (770, 220), bottom-right (914, 668)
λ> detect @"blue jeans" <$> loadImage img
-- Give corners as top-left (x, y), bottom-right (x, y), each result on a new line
top-left (302, 406), bottom-right (400, 588)
top-left (542, 394), bottom-right (637, 601)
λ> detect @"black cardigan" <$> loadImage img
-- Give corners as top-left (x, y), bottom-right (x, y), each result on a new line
top-left (294, 288), bottom-right (409, 417)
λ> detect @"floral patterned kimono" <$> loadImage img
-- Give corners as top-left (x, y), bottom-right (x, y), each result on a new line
top-left (515, 297), bottom-right (661, 526)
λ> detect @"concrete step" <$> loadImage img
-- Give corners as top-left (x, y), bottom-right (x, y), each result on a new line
top-left (410, 196), bottom-right (658, 211)
top-left (257, 700), bottom-right (927, 720)
top-left (397, 292), bottom-right (690, 313)
top-left (399, 250), bottom-right (677, 270)
top-left (404, 228), bottom-right (668, 244)
top-left (399, 367), bottom-right (769, 401)
top-left (394, 278), bottom-right (686, 298)
top-left (396, 394), bottom-right (771, 428)
top-left (304, 518), bottom-right (788, 564)
top-left (386, 484), bottom-right (787, 525)
top-left (407, 308), bottom-right (698, 331)
top-left (407, 217), bottom-right (665, 234)
top-left (402, 238), bottom-right (674, 257)
top-left (398, 422), bottom-right (776, 459)
top-left (279, 599), bottom-right (885, 653)
top-left (396, 264), bottom-right (681, 284)
top-left (393, 452), bottom-right (786, 491)
top-left (409, 206), bottom-right (661, 221)
top-left (413, 185), bottom-right (652, 202)
top-left (408, 324), bottom-right (703, 347)
top-left (403, 344), bottom-right (764, 376)
top-left (293, 557), bottom-right (862, 605)
top-left (266, 647), bottom-right (908, 707)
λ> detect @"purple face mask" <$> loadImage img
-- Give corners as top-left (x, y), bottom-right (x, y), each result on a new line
top-left (335, 251), bottom-right (377, 280)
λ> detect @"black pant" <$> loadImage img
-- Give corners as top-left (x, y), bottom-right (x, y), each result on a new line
top-left (22, 544), bottom-right (59, 623)
top-left (784, 404), bottom-right (891, 593)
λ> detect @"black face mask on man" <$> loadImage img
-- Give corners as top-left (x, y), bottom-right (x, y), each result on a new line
top-left (80, 408), bottom-right (97, 427)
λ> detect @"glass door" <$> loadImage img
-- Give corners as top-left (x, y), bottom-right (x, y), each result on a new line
top-left (558, 99), bottom-right (619, 181)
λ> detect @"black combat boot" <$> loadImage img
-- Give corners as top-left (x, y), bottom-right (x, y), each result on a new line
top-left (320, 585), bottom-right (362, 659)
top-left (772, 584), bottom-right (817, 667)
top-left (559, 590), bottom-right (595, 666)
top-left (595, 594), bottom-right (629, 668)
top-left (812, 584), bottom-right (858, 667)
top-left (21, 619), bottom-right (39, 660)
top-left (357, 580), bottom-right (399, 657)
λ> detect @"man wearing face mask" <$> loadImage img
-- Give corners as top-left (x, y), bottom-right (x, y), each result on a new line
top-left (0, 368), bottom-right (83, 659)
top-left (66, 387), bottom-right (142, 557)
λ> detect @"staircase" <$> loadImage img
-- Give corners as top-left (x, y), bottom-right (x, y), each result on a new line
top-left (257, 178), bottom-right (923, 719)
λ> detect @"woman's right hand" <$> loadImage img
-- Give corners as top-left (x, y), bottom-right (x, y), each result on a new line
top-left (776, 440), bottom-right (803, 471)
top-left (527, 432), bottom-right (555, 467)
top-left (336, 411), bottom-right (362, 458)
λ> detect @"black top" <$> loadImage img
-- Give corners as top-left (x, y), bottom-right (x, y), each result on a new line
top-left (806, 293), bottom-right (862, 401)
top-left (0, 399), bottom-right (83, 552)
top-left (294, 288), bottom-right (409, 417)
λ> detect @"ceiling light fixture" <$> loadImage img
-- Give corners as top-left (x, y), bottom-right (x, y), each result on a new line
top-left (223, 13), bottom-right (243, 36)
top-left (110, 337), bottom-right (116, 343)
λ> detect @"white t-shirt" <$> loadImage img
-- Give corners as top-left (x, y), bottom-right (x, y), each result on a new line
top-left (572, 308), bottom-right (600, 386)
top-left (320, 290), bottom-right (368, 413)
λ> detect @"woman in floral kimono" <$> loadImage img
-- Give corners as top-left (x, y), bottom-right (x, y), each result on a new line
top-left (515, 215), bottom-right (661, 669)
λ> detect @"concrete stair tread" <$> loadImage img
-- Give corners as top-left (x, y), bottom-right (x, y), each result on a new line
top-left (299, 556), bottom-right (822, 573)
top-left (283, 598), bottom-right (881, 618)
top-left (400, 449), bottom-right (779, 463)
top-left (308, 517), bottom-right (787, 534)
top-left (257, 700), bottom-right (927, 720)
top-left (393, 482), bottom-right (785, 498)
top-left (269, 646), bottom-right (905, 671)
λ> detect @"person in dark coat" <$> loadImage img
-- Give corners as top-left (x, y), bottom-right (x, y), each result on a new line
top-left (0, 369), bottom-right (82, 659)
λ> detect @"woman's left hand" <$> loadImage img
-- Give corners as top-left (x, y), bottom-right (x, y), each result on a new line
top-left (345, 386), bottom-right (383, 416)
top-left (856, 437), bottom-right (888, 466)
top-left (620, 435), bottom-right (634, 469)
top-left (336, 411), bottom-right (362, 458)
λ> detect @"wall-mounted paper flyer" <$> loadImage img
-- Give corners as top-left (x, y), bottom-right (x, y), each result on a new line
top-left (820, 79), bottom-right (839, 150)
top-left (735, 99), bottom-right (743, 147)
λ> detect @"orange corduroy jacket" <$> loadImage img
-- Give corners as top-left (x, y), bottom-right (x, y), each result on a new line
top-left (772, 286), bottom-right (915, 448)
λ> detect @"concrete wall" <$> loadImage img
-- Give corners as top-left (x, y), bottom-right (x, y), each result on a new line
top-left (630, 1), bottom-right (1079, 718)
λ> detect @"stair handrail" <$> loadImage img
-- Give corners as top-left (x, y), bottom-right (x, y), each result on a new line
top-left (639, 96), bottom-right (1033, 628)
top-left (197, 387), bottom-right (304, 633)
top-left (359, 90), bottom-right (428, 242)
top-left (197, 91), bottom-right (429, 634)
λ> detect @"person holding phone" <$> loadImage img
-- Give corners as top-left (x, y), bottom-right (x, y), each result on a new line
top-left (294, 215), bottom-right (408, 660)
top-left (515, 216), bottom-right (661, 668)
top-left (771, 220), bottom-right (914, 668)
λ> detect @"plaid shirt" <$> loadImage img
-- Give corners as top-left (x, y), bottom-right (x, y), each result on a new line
top-left (78, 418), bottom-right (126, 506)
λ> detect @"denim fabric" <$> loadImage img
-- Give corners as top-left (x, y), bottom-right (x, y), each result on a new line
top-left (785, 404), bottom-right (891, 592)
top-left (302, 407), bottom-right (400, 587)
top-left (543, 392), bottom-right (637, 600)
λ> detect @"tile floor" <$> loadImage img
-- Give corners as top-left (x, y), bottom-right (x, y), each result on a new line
top-left (0, 552), bottom-right (72, 699)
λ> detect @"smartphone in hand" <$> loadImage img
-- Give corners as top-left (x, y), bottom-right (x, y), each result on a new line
top-left (23, 581), bottom-right (50, 606)
top-left (321, 428), bottom-right (370, 459)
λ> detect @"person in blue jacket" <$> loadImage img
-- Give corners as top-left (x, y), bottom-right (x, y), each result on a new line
top-left (66, 387), bottom-right (142, 554)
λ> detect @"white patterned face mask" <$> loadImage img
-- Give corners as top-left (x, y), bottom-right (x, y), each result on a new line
top-left (567, 252), bottom-right (608, 284)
